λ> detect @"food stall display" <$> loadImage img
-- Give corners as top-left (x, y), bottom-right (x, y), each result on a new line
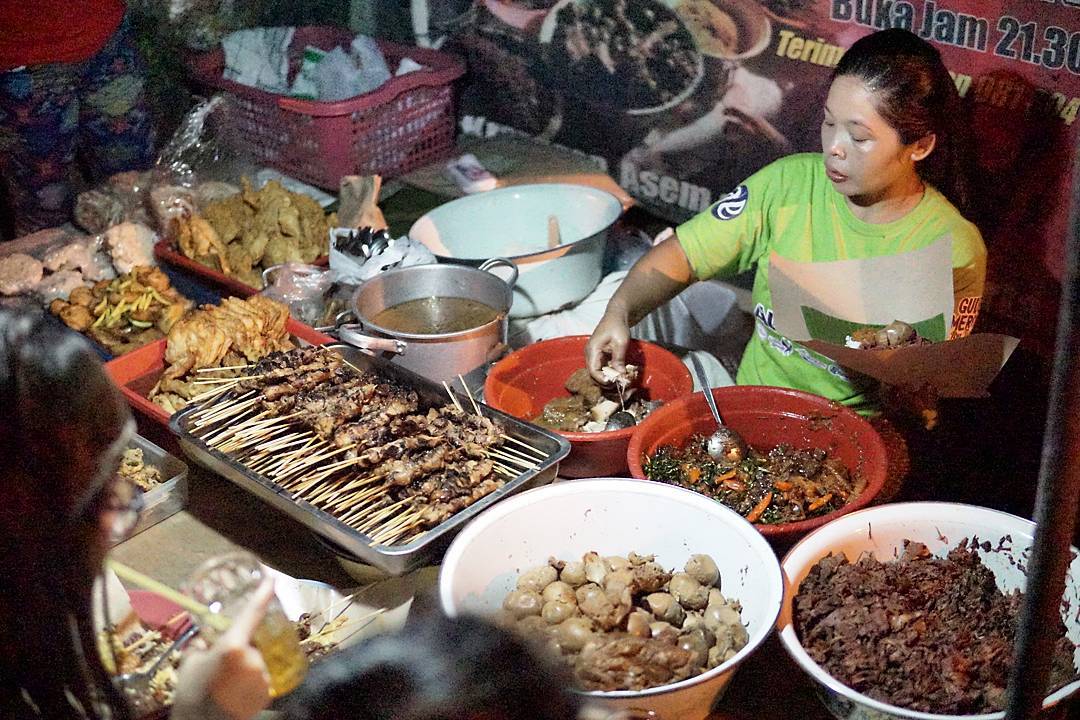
top-left (148, 295), bottom-right (296, 416)
top-left (171, 345), bottom-right (568, 574)
top-left (50, 266), bottom-right (192, 355)
top-left (168, 179), bottom-right (336, 290)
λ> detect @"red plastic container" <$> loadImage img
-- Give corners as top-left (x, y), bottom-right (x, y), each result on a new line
top-left (186, 27), bottom-right (466, 189)
top-left (105, 318), bottom-right (333, 427)
top-left (626, 386), bottom-right (888, 542)
top-left (153, 239), bottom-right (328, 298)
top-left (484, 336), bottom-right (694, 478)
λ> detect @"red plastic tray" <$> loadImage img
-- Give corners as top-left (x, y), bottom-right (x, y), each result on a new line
top-left (154, 239), bottom-right (329, 298)
top-left (106, 317), bottom-right (333, 427)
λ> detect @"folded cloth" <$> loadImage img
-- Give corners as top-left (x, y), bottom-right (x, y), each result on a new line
top-left (222, 27), bottom-right (294, 93)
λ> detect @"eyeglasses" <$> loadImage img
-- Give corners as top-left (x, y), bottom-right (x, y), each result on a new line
top-left (74, 419), bottom-right (144, 543)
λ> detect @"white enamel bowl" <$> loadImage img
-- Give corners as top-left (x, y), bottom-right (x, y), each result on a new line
top-left (438, 478), bottom-right (784, 720)
top-left (409, 183), bottom-right (624, 318)
top-left (777, 502), bottom-right (1080, 720)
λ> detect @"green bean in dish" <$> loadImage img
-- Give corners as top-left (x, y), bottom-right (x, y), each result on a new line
top-left (642, 437), bottom-right (862, 524)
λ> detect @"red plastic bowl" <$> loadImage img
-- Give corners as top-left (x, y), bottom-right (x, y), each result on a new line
top-left (626, 386), bottom-right (888, 542)
top-left (484, 336), bottom-right (694, 478)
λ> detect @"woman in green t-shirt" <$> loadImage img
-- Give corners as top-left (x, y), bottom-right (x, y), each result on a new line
top-left (586, 28), bottom-right (986, 414)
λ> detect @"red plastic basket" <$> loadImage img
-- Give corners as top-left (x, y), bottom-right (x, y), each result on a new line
top-left (187, 27), bottom-right (465, 189)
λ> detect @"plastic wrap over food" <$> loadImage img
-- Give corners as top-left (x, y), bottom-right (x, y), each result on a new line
top-left (105, 223), bottom-right (158, 274)
top-left (261, 262), bottom-right (334, 327)
top-left (74, 189), bottom-right (125, 234)
top-left (43, 235), bottom-right (116, 282)
top-left (34, 270), bottom-right (86, 305)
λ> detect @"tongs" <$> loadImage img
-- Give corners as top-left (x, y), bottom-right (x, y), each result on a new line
top-left (116, 622), bottom-right (199, 705)
top-left (331, 226), bottom-right (392, 259)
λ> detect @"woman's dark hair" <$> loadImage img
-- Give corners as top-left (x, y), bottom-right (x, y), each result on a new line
top-left (0, 310), bottom-right (132, 719)
top-left (281, 610), bottom-right (583, 720)
top-left (833, 28), bottom-right (973, 214)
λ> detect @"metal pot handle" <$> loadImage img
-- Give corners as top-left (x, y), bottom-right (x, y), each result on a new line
top-left (336, 324), bottom-right (407, 356)
top-left (478, 257), bottom-right (518, 289)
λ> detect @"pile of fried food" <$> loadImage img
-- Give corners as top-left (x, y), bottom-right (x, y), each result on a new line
top-left (149, 295), bottom-right (294, 415)
top-left (171, 178), bottom-right (336, 289)
top-left (50, 266), bottom-right (192, 355)
top-left (119, 447), bottom-right (164, 491)
top-left (499, 551), bottom-right (748, 692)
top-left (534, 365), bottom-right (661, 433)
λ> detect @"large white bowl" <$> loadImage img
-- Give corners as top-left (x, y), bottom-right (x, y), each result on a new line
top-left (438, 478), bottom-right (784, 720)
top-left (777, 502), bottom-right (1080, 720)
top-left (409, 183), bottom-right (624, 318)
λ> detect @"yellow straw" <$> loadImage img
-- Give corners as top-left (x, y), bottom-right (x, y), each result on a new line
top-left (106, 559), bottom-right (231, 633)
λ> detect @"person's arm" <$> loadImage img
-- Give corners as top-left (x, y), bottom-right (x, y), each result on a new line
top-left (585, 233), bottom-right (695, 377)
top-left (948, 224), bottom-right (987, 339)
top-left (586, 161), bottom-right (780, 380)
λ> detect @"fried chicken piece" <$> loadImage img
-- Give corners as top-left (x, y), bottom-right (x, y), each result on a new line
top-left (59, 303), bottom-right (95, 332)
top-left (69, 285), bottom-right (95, 307)
top-left (202, 193), bottom-right (250, 245)
top-left (174, 214), bottom-right (232, 275)
top-left (162, 310), bottom-right (231, 379)
top-left (134, 266), bottom-right (171, 293)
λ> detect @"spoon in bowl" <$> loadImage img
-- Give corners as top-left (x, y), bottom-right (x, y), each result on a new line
top-left (688, 352), bottom-right (746, 463)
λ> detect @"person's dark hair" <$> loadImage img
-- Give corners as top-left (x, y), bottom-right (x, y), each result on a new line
top-left (833, 29), bottom-right (972, 214)
top-left (281, 610), bottom-right (583, 720)
top-left (0, 310), bottom-right (132, 720)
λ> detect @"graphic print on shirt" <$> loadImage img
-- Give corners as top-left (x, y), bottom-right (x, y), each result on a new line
top-left (711, 185), bottom-right (748, 221)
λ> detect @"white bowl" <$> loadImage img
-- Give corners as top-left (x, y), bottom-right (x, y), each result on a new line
top-left (409, 184), bottom-right (624, 318)
top-left (777, 502), bottom-right (1080, 720)
top-left (438, 478), bottom-right (784, 720)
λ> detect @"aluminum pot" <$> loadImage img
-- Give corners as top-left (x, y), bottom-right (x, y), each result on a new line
top-left (336, 259), bottom-right (518, 382)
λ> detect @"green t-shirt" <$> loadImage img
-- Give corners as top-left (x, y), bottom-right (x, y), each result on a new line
top-left (677, 153), bottom-right (986, 413)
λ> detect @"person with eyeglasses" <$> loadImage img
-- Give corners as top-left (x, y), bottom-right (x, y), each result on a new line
top-left (0, 309), bottom-right (272, 720)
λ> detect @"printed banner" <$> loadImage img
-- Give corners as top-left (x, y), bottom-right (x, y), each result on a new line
top-left (443, 0), bottom-right (1077, 358)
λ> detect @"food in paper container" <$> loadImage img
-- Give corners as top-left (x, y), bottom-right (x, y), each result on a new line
top-left (844, 319), bottom-right (930, 350)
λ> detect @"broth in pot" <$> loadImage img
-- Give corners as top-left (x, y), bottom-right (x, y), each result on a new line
top-left (371, 296), bottom-right (501, 335)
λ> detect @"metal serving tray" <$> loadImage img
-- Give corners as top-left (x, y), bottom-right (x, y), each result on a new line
top-left (122, 434), bottom-right (189, 543)
top-left (170, 344), bottom-right (570, 575)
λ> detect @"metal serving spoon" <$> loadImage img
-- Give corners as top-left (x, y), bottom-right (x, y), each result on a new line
top-left (688, 353), bottom-right (746, 464)
top-left (117, 623), bottom-right (199, 705)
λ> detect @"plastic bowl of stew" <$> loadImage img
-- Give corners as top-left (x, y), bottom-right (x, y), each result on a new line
top-left (484, 336), bottom-right (693, 478)
top-left (626, 386), bottom-right (887, 543)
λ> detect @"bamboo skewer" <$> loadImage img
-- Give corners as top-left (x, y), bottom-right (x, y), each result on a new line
top-left (458, 374), bottom-right (483, 416)
top-left (196, 364), bottom-right (253, 373)
top-left (182, 350), bottom-right (554, 547)
top-left (441, 380), bottom-right (463, 413)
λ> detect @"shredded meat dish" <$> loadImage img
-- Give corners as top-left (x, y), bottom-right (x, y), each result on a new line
top-left (794, 540), bottom-right (1080, 714)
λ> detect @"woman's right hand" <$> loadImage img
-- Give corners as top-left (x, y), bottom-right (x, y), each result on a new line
top-left (586, 306), bottom-right (631, 383)
top-left (172, 580), bottom-right (274, 720)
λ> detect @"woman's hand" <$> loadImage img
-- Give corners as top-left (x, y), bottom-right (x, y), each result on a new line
top-left (586, 305), bottom-right (631, 382)
top-left (172, 579), bottom-right (274, 720)
top-left (584, 233), bottom-right (697, 382)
